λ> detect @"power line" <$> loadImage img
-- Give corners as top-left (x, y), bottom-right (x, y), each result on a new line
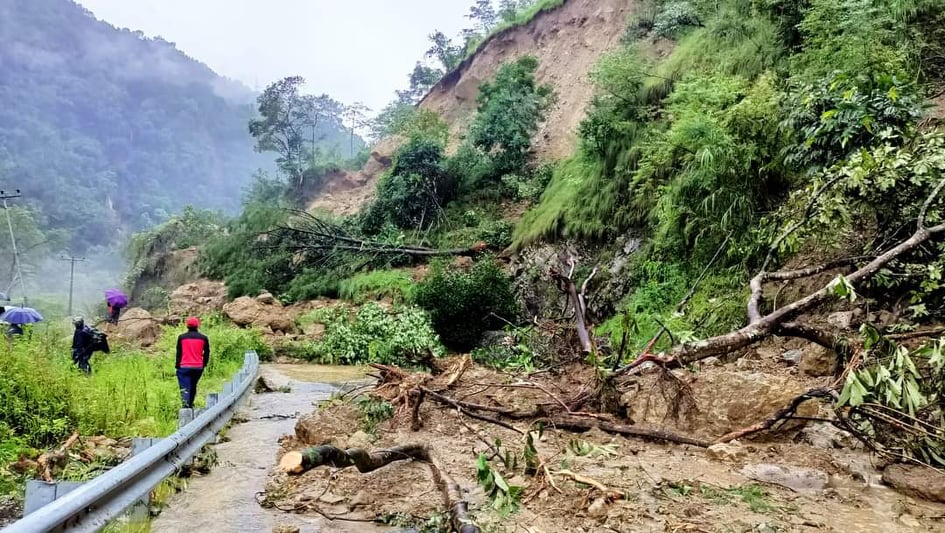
top-left (60, 254), bottom-right (86, 316)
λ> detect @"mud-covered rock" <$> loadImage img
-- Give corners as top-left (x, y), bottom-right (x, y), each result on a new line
top-left (257, 292), bottom-right (278, 305)
top-left (800, 345), bottom-right (838, 376)
top-left (883, 464), bottom-right (945, 502)
top-left (223, 296), bottom-right (296, 334)
top-left (110, 307), bottom-right (161, 347)
top-left (706, 441), bottom-right (747, 462)
top-left (621, 370), bottom-right (818, 438)
top-left (169, 280), bottom-right (227, 318)
top-left (272, 524), bottom-right (300, 533)
top-left (740, 464), bottom-right (828, 492)
top-left (800, 423), bottom-right (858, 450)
top-left (293, 404), bottom-right (360, 446)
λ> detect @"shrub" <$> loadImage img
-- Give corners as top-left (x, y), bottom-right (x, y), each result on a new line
top-left (361, 138), bottom-right (456, 233)
top-left (413, 258), bottom-right (518, 350)
top-left (313, 303), bottom-right (443, 366)
top-left (469, 56), bottom-right (554, 179)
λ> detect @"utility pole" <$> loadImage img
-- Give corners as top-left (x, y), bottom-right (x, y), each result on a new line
top-left (0, 189), bottom-right (26, 306)
top-left (60, 254), bottom-right (86, 316)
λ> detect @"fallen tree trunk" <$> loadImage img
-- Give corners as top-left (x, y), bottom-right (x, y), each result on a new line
top-left (280, 445), bottom-right (479, 533)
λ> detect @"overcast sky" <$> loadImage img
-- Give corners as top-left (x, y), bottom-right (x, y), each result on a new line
top-left (74, 0), bottom-right (471, 113)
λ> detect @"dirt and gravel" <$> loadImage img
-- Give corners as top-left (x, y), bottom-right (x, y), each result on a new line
top-left (263, 355), bottom-right (945, 532)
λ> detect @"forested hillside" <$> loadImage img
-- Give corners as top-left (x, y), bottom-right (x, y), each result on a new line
top-left (0, 0), bottom-right (346, 250)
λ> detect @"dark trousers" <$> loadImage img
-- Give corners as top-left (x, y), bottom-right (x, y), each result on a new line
top-left (176, 367), bottom-right (204, 408)
top-left (108, 306), bottom-right (121, 324)
top-left (72, 349), bottom-right (92, 374)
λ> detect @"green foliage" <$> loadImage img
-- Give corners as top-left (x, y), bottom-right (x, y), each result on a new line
top-left (838, 328), bottom-right (945, 466)
top-left (471, 328), bottom-right (535, 372)
top-left (338, 270), bottom-right (416, 304)
top-left (139, 287), bottom-right (171, 313)
top-left (361, 138), bottom-right (456, 233)
top-left (311, 303), bottom-right (443, 366)
top-left (782, 72), bottom-right (924, 170)
top-left (414, 259), bottom-right (518, 350)
top-left (476, 453), bottom-right (522, 516)
top-left (0, 321), bottom-right (265, 449)
top-left (469, 56), bottom-right (554, 179)
top-left (356, 395), bottom-right (394, 434)
top-left (652, 1), bottom-right (702, 37)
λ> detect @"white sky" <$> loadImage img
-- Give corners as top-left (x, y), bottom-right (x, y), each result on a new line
top-left (74, 0), bottom-right (472, 112)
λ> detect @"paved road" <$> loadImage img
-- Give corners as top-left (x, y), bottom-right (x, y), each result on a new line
top-left (151, 364), bottom-right (383, 533)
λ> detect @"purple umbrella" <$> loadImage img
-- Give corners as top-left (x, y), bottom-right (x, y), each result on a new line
top-left (105, 288), bottom-right (128, 307)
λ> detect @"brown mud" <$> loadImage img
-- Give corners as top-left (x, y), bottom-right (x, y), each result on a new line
top-left (265, 358), bottom-right (945, 533)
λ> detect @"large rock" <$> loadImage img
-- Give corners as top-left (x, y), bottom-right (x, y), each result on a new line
top-left (621, 369), bottom-right (819, 438)
top-left (740, 464), bottom-right (828, 492)
top-left (800, 345), bottom-right (838, 377)
top-left (111, 307), bottom-right (161, 347)
top-left (883, 464), bottom-right (945, 502)
top-left (706, 441), bottom-right (748, 462)
top-left (223, 296), bottom-right (296, 334)
top-left (169, 280), bottom-right (227, 318)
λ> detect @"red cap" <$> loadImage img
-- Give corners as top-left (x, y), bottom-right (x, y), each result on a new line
top-left (185, 317), bottom-right (200, 328)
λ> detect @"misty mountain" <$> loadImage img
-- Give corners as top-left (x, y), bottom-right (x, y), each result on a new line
top-left (0, 0), bottom-right (350, 250)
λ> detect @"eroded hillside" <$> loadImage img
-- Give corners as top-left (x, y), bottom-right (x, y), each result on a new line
top-left (310, 0), bottom-right (638, 215)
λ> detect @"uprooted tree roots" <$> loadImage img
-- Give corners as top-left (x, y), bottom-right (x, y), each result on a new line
top-left (280, 444), bottom-right (480, 533)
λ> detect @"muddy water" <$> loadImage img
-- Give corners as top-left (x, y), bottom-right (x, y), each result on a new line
top-left (150, 364), bottom-right (387, 533)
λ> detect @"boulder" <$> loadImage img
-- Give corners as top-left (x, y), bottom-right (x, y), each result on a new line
top-left (169, 280), bottom-right (227, 318)
top-left (740, 464), bottom-right (828, 492)
top-left (223, 296), bottom-right (296, 334)
top-left (706, 441), bottom-right (748, 462)
top-left (800, 423), bottom-right (859, 450)
top-left (883, 463), bottom-right (945, 502)
top-left (272, 525), bottom-right (300, 533)
top-left (781, 349), bottom-right (802, 366)
top-left (256, 291), bottom-right (278, 305)
top-left (800, 345), bottom-right (838, 376)
top-left (112, 307), bottom-right (161, 347)
top-left (621, 370), bottom-right (819, 438)
top-left (827, 311), bottom-right (855, 330)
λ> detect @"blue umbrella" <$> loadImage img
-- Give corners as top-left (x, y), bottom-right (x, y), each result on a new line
top-left (1, 307), bottom-right (44, 325)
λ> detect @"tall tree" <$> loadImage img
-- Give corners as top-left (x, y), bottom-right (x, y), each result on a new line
top-left (426, 31), bottom-right (464, 72)
top-left (342, 102), bottom-right (372, 158)
top-left (396, 63), bottom-right (444, 105)
top-left (467, 0), bottom-right (498, 33)
top-left (249, 76), bottom-right (310, 184)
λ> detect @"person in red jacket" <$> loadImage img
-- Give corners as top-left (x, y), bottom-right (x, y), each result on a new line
top-left (176, 317), bottom-right (210, 409)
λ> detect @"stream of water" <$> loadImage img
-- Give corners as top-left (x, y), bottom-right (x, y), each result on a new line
top-left (150, 364), bottom-right (387, 533)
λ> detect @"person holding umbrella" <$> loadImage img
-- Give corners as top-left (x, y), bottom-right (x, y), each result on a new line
top-left (1, 306), bottom-right (43, 339)
top-left (105, 289), bottom-right (128, 324)
top-left (176, 317), bottom-right (210, 409)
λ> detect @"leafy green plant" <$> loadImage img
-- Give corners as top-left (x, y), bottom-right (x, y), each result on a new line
top-left (313, 303), bottom-right (443, 366)
top-left (475, 453), bottom-right (522, 516)
top-left (468, 56), bottom-right (554, 180)
top-left (357, 396), bottom-right (394, 435)
top-left (414, 258), bottom-right (518, 350)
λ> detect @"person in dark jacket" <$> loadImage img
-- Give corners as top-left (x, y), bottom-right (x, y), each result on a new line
top-left (106, 303), bottom-right (123, 324)
top-left (176, 316), bottom-right (210, 409)
top-left (72, 317), bottom-right (94, 374)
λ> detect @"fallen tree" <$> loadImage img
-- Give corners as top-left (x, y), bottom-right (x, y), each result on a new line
top-left (614, 176), bottom-right (945, 375)
top-left (280, 444), bottom-right (480, 533)
top-left (273, 210), bottom-right (488, 259)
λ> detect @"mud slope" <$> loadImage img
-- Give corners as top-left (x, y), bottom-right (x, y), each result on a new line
top-left (310, 0), bottom-right (638, 216)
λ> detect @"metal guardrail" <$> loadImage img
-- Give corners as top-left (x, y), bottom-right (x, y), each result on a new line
top-left (3, 350), bottom-right (260, 533)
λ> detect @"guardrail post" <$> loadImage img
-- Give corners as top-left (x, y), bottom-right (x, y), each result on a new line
top-left (129, 438), bottom-right (159, 520)
top-left (24, 481), bottom-right (84, 516)
top-left (223, 381), bottom-right (234, 396)
top-left (207, 392), bottom-right (219, 408)
top-left (178, 408), bottom-right (194, 429)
